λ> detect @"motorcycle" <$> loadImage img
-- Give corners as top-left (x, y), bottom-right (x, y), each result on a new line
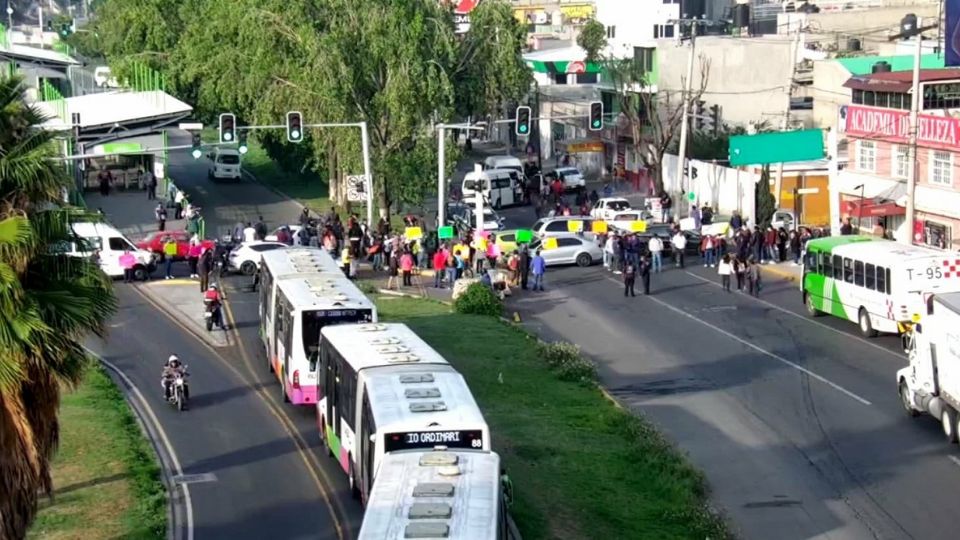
top-left (204, 298), bottom-right (222, 331)
top-left (168, 371), bottom-right (189, 411)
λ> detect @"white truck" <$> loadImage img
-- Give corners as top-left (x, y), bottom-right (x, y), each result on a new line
top-left (898, 292), bottom-right (960, 442)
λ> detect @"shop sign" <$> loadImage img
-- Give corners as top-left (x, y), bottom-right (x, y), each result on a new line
top-left (845, 105), bottom-right (960, 151)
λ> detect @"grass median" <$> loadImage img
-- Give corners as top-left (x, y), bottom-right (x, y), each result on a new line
top-left (373, 294), bottom-right (728, 540)
top-left (28, 363), bottom-right (166, 540)
top-left (241, 140), bottom-right (331, 211)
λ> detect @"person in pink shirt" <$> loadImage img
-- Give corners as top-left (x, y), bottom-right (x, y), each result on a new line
top-left (486, 236), bottom-right (501, 269)
top-left (119, 249), bottom-right (137, 283)
top-left (188, 240), bottom-right (203, 279)
top-left (400, 250), bottom-right (415, 287)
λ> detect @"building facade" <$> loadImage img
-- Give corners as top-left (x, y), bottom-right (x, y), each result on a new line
top-left (836, 69), bottom-right (960, 250)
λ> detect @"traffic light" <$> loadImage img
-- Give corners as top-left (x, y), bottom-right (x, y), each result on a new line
top-left (59, 22), bottom-right (73, 38)
top-left (589, 101), bottom-right (603, 131)
top-left (238, 130), bottom-right (249, 154)
top-left (191, 132), bottom-right (202, 159)
top-left (219, 113), bottom-right (236, 143)
top-left (515, 106), bottom-right (531, 136)
top-left (286, 111), bottom-right (304, 143)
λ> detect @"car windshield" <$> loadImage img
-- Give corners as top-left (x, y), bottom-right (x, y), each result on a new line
top-left (609, 200), bottom-right (630, 211)
top-left (558, 168), bottom-right (580, 176)
top-left (464, 179), bottom-right (487, 191)
top-left (219, 154), bottom-right (240, 165)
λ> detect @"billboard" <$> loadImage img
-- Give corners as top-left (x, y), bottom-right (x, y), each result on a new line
top-left (949, 0), bottom-right (960, 66)
top-left (728, 129), bottom-right (825, 166)
top-left (843, 104), bottom-right (960, 151)
top-left (453, 0), bottom-right (481, 34)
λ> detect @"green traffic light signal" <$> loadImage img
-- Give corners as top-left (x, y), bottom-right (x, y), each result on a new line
top-left (519, 125), bottom-right (528, 134)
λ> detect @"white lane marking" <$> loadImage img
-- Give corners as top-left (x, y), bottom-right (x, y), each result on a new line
top-left (684, 270), bottom-right (905, 361)
top-left (94, 352), bottom-right (195, 540)
top-left (602, 275), bottom-right (873, 406)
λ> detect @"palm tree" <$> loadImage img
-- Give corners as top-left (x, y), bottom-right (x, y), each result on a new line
top-left (0, 75), bottom-right (117, 539)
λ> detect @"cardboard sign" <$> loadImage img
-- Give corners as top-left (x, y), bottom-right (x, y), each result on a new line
top-left (679, 217), bottom-right (697, 231)
top-left (516, 229), bottom-right (533, 243)
top-left (438, 226), bottom-right (455, 240)
top-left (405, 227), bottom-right (423, 240)
top-left (542, 237), bottom-right (558, 250)
top-left (591, 221), bottom-right (608, 234)
top-left (702, 222), bottom-right (731, 237)
top-left (567, 220), bottom-right (583, 233)
top-left (475, 237), bottom-right (488, 251)
top-left (629, 221), bottom-right (647, 233)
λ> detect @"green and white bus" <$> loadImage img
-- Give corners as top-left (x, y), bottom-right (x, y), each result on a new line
top-left (802, 236), bottom-right (960, 337)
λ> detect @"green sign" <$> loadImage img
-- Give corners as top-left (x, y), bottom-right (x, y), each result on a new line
top-left (516, 229), bottom-right (533, 243)
top-left (687, 191), bottom-right (696, 202)
top-left (728, 129), bottom-right (824, 166)
top-left (100, 142), bottom-right (144, 154)
top-left (438, 226), bottom-right (455, 240)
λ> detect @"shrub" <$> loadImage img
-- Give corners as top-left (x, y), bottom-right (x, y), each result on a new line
top-left (454, 283), bottom-right (503, 317)
top-left (537, 341), bottom-right (598, 384)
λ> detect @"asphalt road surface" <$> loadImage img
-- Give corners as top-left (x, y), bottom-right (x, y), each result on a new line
top-left (87, 285), bottom-right (362, 540)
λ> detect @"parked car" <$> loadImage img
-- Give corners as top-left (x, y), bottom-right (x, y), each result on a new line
top-left (607, 210), bottom-right (653, 231)
top-left (531, 216), bottom-right (598, 238)
top-left (228, 241), bottom-right (288, 275)
top-left (135, 230), bottom-right (215, 260)
top-left (529, 233), bottom-right (602, 267)
top-left (265, 225), bottom-right (303, 243)
top-left (590, 197), bottom-right (632, 220)
top-left (771, 210), bottom-right (797, 231)
top-left (543, 167), bottom-right (586, 192)
top-left (493, 229), bottom-right (521, 254)
top-left (447, 202), bottom-right (505, 232)
top-left (207, 148), bottom-right (242, 182)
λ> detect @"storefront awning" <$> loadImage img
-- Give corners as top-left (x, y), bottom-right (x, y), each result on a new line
top-left (841, 199), bottom-right (905, 217)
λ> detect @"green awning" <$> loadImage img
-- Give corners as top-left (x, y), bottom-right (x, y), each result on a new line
top-left (525, 60), bottom-right (602, 74)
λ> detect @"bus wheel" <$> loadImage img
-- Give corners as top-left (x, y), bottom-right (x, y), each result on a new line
top-left (943, 406), bottom-right (959, 444)
top-left (858, 308), bottom-right (878, 338)
top-left (805, 294), bottom-right (822, 317)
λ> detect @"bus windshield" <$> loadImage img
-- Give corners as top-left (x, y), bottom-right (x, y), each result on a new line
top-left (302, 308), bottom-right (374, 362)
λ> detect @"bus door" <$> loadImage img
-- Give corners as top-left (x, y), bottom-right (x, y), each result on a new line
top-left (360, 391), bottom-right (376, 498)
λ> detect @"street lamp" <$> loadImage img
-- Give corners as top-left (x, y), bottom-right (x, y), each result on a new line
top-left (854, 183), bottom-right (865, 233)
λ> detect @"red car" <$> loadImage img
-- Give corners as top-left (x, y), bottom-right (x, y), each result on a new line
top-left (136, 230), bottom-right (215, 260)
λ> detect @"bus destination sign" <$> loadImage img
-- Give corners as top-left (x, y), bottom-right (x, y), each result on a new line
top-left (384, 430), bottom-right (484, 452)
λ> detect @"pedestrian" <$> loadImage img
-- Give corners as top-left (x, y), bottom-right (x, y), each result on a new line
top-left (386, 251), bottom-right (400, 289)
top-left (162, 236), bottom-right (178, 279)
top-left (144, 167), bottom-right (157, 200)
top-left (603, 234), bottom-right (615, 270)
top-left (623, 260), bottom-right (636, 297)
top-left (530, 249), bottom-right (546, 291)
top-left (648, 233), bottom-right (663, 273)
top-left (97, 169), bottom-right (112, 196)
top-left (519, 245), bottom-right (530, 290)
top-left (242, 222), bottom-right (256, 243)
top-left (174, 189), bottom-right (185, 219)
top-left (508, 251), bottom-right (520, 286)
top-left (701, 234), bottom-right (716, 267)
top-left (659, 191), bottom-right (672, 223)
top-left (764, 226), bottom-right (778, 264)
top-left (432, 247), bottom-right (447, 288)
top-left (718, 253), bottom-right (733, 292)
top-left (746, 256), bottom-right (761, 297)
top-left (400, 250), bottom-right (414, 287)
top-left (198, 248), bottom-right (212, 292)
top-left (789, 230), bottom-right (802, 265)
top-left (671, 230), bottom-right (687, 268)
top-left (445, 249), bottom-right (458, 287)
top-left (840, 216), bottom-right (854, 235)
top-left (255, 216), bottom-right (268, 241)
top-left (639, 253), bottom-right (651, 295)
top-left (155, 202), bottom-right (167, 232)
top-left (734, 255), bottom-right (746, 291)
top-left (187, 239), bottom-right (202, 278)
top-left (120, 249), bottom-right (136, 283)
top-left (341, 244), bottom-right (352, 277)
top-left (777, 226), bottom-right (788, 262)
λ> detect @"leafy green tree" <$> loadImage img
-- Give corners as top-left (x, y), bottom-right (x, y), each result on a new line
top-left (576, 19), bottom-right (607, 62)
top-left (0, 76), bottom-right (117, 539)
top-left (755, 165), bottom-right (777, 228)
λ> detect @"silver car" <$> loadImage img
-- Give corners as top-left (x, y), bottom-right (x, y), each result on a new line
top-left (529, 233), bottom-right (602, 267)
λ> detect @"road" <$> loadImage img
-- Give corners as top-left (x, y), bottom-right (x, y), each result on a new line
top-left (86, 286), bottom-right (362, 540)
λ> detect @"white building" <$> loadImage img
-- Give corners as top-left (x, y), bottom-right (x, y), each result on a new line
top-left (595, 0), bottom-right (679, 59)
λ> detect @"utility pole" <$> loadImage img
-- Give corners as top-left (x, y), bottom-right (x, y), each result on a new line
top-left (773, 24), bottom-right (804, 210)
top-left (673, 19), bottom-right (699, 216)
top-left (888, 14), bottom-right (935, 245)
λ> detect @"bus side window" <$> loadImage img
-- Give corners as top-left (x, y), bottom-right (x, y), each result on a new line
top-left (832, 255), bottom-right (842, 280)
top-left (854, 260), bottom-right (864, 287)
top-left (821, 253), bottom-right (832, 277)
top-left (804, 251), bottom-right (817, 270)
top-left (865, 263), bottom-right (876, 290)
top-left (876, 266), bottom-right (887, 293)
top-left (843, 258), bottom-right (854, 283)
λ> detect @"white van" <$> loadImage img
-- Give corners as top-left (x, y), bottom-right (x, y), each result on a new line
top-left (94, 66), bottom-right (120, 88)
top-left (207, 148), bottom-right (242, 182)
top-left (483, 155), bottom-right (524, 175)
top-left (68, 222), bottom-right (156, 280)
top-left (461, 169), bottom-right (525, 209)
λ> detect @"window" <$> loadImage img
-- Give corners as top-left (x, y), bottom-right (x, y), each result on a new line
top-left (557, 238), bottom-right (581, 247)
top-left (856, 140), bottom-right (876, 172)
top-left (606, 25), bottom-right (616, 39)
top-left (545, 221), bottom-right (568, 232)
top-left (843, 258), bottom-right (854, 283)
top-left (633, 47), bottom-right (655, 75)
top-left (653, 24), bottom-right (674, 39)
top-left (865, 263), bottom-right (876, 290)
top-left (854, 260), bottom-right (864, 287)
top-left (821, 253), bottom-right (833, 277)
top-left (108, 237), bottom-right (134, 251)
top-left (877, 266), bottom-right (889, 294)
top-left (920, 220), bottom-right (951, 249)
top-left (892, 145), bottom-right (910, 178)
top-left (930, 150), bottom-right (953, 186)
top-left (832, 255), bottom-right (843, 280)
top-left (804, 250), bottom-right (817, 271)
top-left (217, 154), bottom-right (240, 165)
top-left (251, 243), bottom-right (284, 252)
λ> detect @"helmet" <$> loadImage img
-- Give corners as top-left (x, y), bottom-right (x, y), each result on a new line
top-left (209, 284), bottom-right (218, 290)
top-left (168, 354), bottom-right (179, 364)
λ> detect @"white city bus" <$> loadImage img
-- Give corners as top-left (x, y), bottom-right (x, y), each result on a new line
top-left (358, 449), bottom-right (509, 540)
top-left (317, 323), bottom-right (490, 503)
top-left (802, 236), bottom-right (960, 336)
top-left (266, 275), bottom-right (375, 405)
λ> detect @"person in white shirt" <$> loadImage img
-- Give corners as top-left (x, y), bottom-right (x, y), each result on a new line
top-left (717, 253), bottom-right (733, 292)
top-left (603, 235), bottom-right (615, 269)
top-left (671, 231), bottom-right (687, 268)
top-left (242, 222), bottom-right (257, 243)
top-left (648, 234), bottom-right (663, 273)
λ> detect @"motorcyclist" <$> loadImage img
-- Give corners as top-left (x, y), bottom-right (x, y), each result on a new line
top-left (203, 285), bottom-right (225, 329)
top-left (161, 355), bottom-right (188, 401)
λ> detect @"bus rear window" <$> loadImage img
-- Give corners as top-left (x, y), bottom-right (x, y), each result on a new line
top-left (302, 309), bottom-right (374, 368)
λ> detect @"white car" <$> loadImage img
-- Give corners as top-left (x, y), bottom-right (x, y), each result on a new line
top-left (448, 203), bottom-right (505, 232)
top-left (607, 210), bottom-right (653, 230)
top-left (207, 148), bottom-right (242, 182)
top-left (228, 241), bottom-right (287, 275)
top-left (529, 233), bottom-right (602, 267)
top-left (590, 197), bottom-right (632, 220)
top-left (544, 167), bottom-right (586, 191)
top-left (265, 225), bottom-right (303, 243)
top-left (94, 66), bottom-right (120, 88)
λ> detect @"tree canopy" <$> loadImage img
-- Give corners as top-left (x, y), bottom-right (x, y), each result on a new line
top-left (576, 19), bottom-right (607, 63)
top-left (81, 0), bottom-right (532, 216)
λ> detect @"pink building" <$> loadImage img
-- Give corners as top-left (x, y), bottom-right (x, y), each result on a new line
top-left (836, 69), bottom-right (960, 250)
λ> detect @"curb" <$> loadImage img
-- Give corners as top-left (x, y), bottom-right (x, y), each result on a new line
top-left (760, 264), bottom-right (800, 282)
top-left (376, 288), bottom-right (453, 306)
